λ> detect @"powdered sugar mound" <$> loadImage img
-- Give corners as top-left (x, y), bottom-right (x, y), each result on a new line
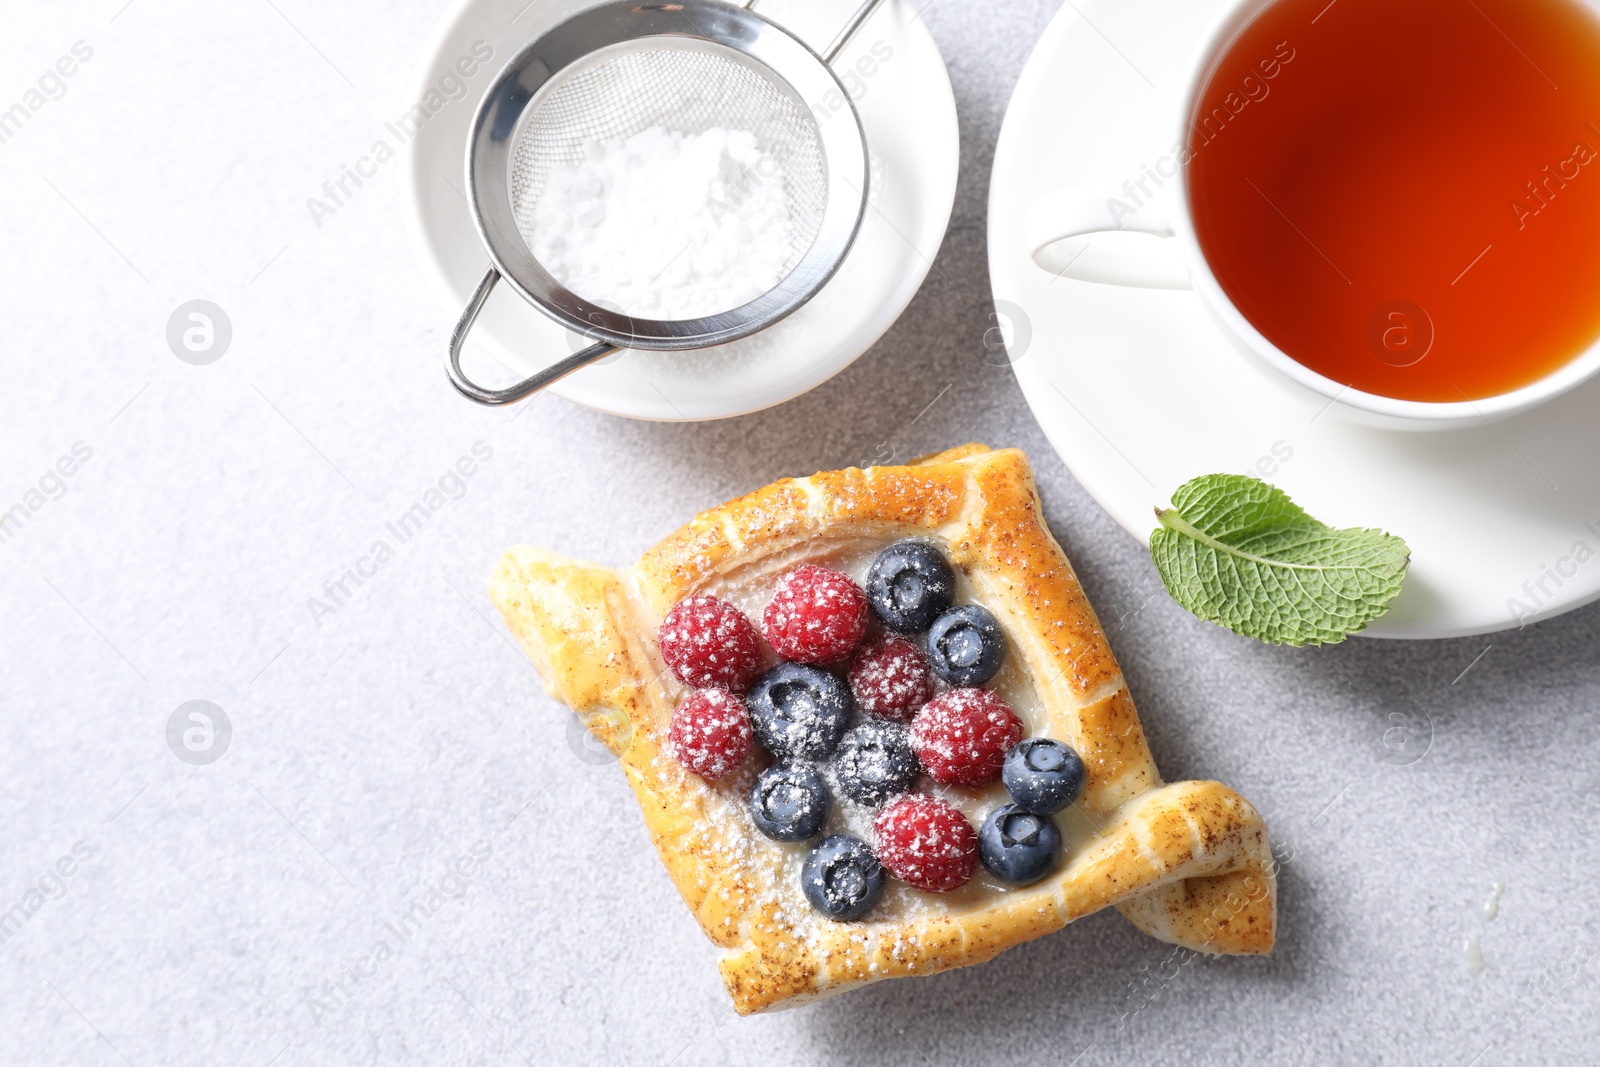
top-left (529, 125), bottom-right (793, 320)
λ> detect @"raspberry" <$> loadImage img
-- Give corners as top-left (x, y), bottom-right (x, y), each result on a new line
top-left (910, 689), bottom-right (1023, 787)
top-left (872, 794), bottom-right (977, 893)
top-left (848, 636), bottom-right (935, 723)
top-left (658, 596), bottom-right (762, 692)
top-left (762, 564), bottom-right (869, 664)
top-left (668, 689), bottom-right (752, 780)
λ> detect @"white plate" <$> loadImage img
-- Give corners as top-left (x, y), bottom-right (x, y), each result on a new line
top-left (988, 0), bottom-right (1600, 640)
top-left (407, 0), bottom-right (957, 421)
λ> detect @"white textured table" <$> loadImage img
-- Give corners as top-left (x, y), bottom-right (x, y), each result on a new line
top-left (3, 1), bottom-right (1597, 1064)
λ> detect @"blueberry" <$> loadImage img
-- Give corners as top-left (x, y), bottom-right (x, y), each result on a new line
top-left (801, 835), bottom-right (885, 921)
top-left (925, 604), bottom-right (1006, 687)
top-left (977, 804), bottom-right (1062, 886)
top-left (865, 540), bottom-right (956, 633)
top-left (831, 721), bottom-right (921, 806)
top-left (747, 663), bottom-right (852, 761)
top-left (749, 764), bottom-right (830, 842)
top-left (1002, 738), bottom-right (1085, 814)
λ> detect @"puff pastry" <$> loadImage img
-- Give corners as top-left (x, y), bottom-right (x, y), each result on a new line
top-left (489, 445), bottom-right (1276, 1014)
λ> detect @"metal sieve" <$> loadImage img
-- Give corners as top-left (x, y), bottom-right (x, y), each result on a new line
top-left (448, 0), bottom-right (884, 406)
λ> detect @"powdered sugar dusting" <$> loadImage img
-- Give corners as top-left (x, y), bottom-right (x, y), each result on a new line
top-left (658, 595), bottom-right (762, 691)
top-left (910, 689), bottom-right (1023, 787)
top-left (667, 688), bottom-right (753, 780)
top-left (848, 635), bottom-right (935, 722)
top-left (650, 537), bottom-right (1100, 937)
top-left (761, 563), bottom-right (870, 663)
top-left (872, 794), bottom-right (979, 893)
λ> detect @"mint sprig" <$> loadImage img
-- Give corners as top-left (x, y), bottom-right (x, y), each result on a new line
top-left (1149, 474), bottom-right (1410, 646)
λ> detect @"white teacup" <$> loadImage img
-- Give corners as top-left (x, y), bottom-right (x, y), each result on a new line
top-left (1021, 0), bottom-right (1600, 431)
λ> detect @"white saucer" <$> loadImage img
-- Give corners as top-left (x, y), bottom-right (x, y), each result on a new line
top-left (406, 0), bottom-right (957, 421)
top-left (988, 0), bottom-right (1600, 639)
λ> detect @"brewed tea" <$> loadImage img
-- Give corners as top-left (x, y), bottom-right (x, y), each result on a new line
top-left (1188, 0), bottom-right (1600, 401)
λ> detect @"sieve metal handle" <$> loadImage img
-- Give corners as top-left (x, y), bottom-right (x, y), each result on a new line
top-left (447, 266), bottom-right (621, 406)
top-left (741, 0), bottom-right (885, 61)
top-left (822, 0), bottom-right (888, 64)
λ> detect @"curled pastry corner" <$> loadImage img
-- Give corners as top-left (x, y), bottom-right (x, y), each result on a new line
top-left (489, 445), bottom-right (1276, 1014)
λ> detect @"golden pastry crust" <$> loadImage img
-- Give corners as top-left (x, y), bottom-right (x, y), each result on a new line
top-left (489, 446), bottom-right (1276, 1014)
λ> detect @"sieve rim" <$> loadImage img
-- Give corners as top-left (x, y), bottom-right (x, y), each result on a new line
top-left (463, 0), bottom-right (870, 350)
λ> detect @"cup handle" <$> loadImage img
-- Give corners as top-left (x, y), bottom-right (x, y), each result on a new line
top-left (1024, 185), bottom-right (1191, 290)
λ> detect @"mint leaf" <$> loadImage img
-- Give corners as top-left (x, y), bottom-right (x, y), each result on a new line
top-left (1149, 474), bottom-right (1410, 647)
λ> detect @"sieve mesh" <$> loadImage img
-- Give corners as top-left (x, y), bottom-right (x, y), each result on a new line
top-left (508, 41), bottom-right (828, 303)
